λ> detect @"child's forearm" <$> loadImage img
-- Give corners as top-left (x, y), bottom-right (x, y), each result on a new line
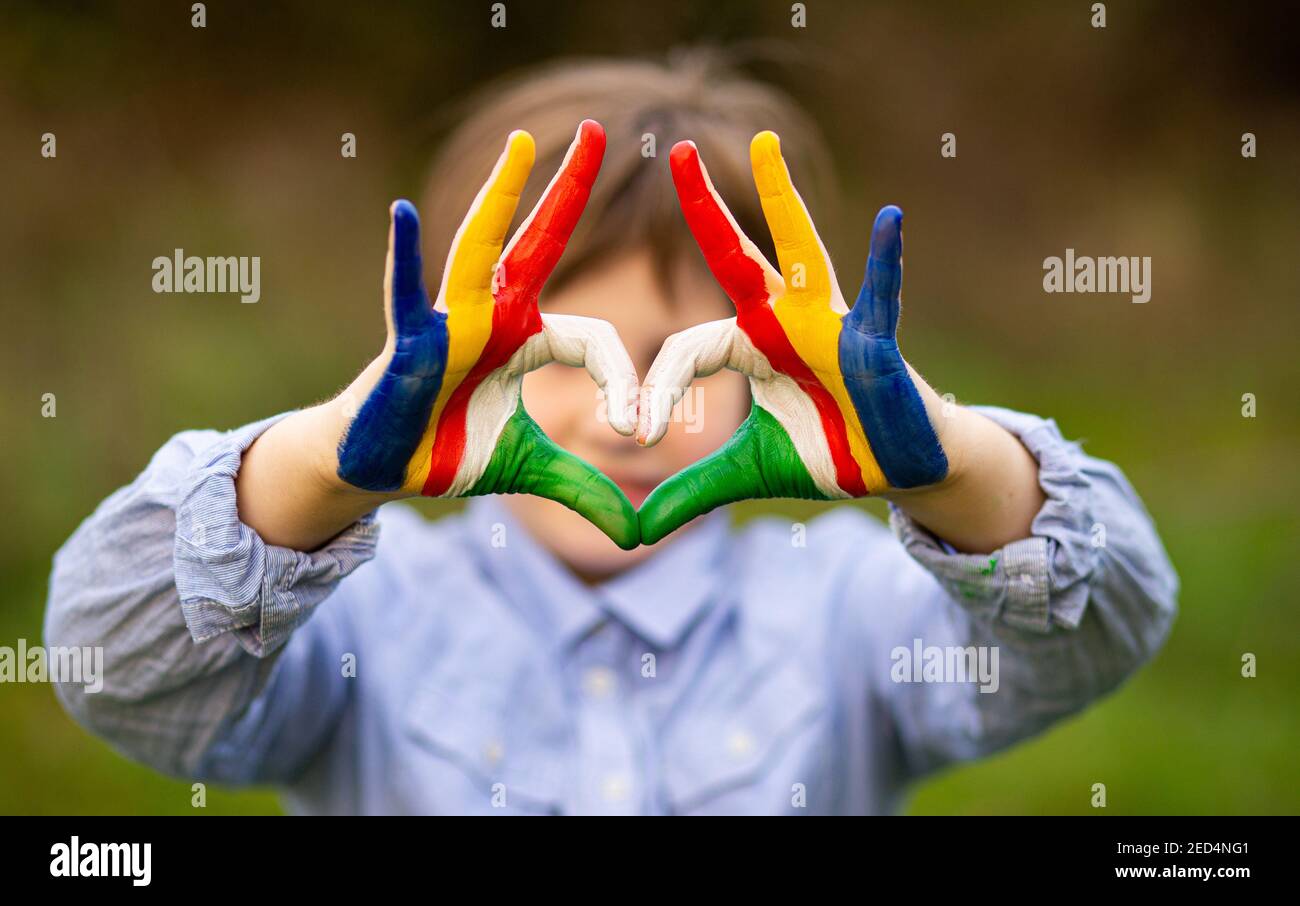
top-left (47, 415), bottom-right (379, 778)
top-left (880, 370), bottom-right (1046, 554)
top-left (236, 362), bottom-right (402, 552)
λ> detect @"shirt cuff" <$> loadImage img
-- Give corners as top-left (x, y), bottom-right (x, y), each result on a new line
top-left (172, 413), bottom-right (380, 656)
top-left (887, 406), bottom-right (1096, 634)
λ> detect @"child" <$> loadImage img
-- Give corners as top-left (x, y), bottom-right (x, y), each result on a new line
top-left (45, 51), bottom-right (1177, 815)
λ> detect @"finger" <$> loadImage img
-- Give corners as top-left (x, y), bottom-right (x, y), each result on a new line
top-left (637, 319), bottom-right (737, 446)
top-left (439, 130), bottom-right (536, 303)
top-left (385, 199), bottom-right (436, 336)
top-left (669, 140), bottom-right (783, 315)
top-left (500, 120), bottom-right (606, 296)
top-left (844, 205), bottom-right (904, 336)
top-left (749, 131), bottom-right (833, 304)
top-left (520, 435), bottom-right (640, 551)
top-left (639, 404), bottom-right (829, 545)
top-left (638, 428), bottom-right (762, 546)
top-left (538, 313), bottom-right (639, 437)
top-left (469, 405), bottom-right (639, 550)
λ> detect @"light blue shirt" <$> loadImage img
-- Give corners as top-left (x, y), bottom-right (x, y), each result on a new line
top-left (45, 407), bottom-right (1177, 814)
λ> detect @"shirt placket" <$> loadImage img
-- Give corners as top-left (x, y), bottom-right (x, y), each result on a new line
top-left (570, 621), bottom-right (642, 815)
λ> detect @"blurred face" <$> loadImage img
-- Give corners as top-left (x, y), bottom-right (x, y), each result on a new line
top-left (506, 247), bottom-right (748, 578)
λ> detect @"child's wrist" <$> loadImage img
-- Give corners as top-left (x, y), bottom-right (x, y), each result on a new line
top-left (876, 404), bottom-right (970, 503)
top-left (305, 401), bottom-right (401, 503)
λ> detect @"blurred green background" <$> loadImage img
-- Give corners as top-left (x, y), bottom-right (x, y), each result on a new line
top-left (1, 0), bottom-right (1297, 815)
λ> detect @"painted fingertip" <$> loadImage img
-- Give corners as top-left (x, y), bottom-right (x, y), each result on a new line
top-left (568, 119), bottom-right (606, 172)
top-left (612, 514), bottom-right (641, 550)
top-left (669, 142), bottom-right (705, 196)
top-left (637, 497), bottom-right (671, 546)
top-left (669, 140), bottom-right (698, 165)
top-left (390, 198), bottom-right (418, 223)
top-left (615, 404), bottom-right (637, 438)
top-left (869, 205), bottom-right (904, 258)
top-left (390, 200), bottom-right (421, 255)
top-left (602, 381), bottom-right (633, 437)
top-left (635, 417), bottom-right (655, 447)
top-left (750, 130), bottom-right (782, 162)
top-left (609, 412), bottom-right (634, 438)
top-left (504, 129), bottom-right (537, 163)
top-left (874, 204), bottom-right (904, 230)
top-left (577, 118), bottom-right (606, 142)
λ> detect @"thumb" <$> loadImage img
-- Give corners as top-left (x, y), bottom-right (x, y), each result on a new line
top-left (638, 404), bottom-right (829, 545)
top-left (385, 200), bottom-right (436, 337)
top-left (467, 403), bottom-right (640, 550)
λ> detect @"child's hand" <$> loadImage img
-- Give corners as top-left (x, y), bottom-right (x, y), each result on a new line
top-left (636, 133), bottom-right (949, 545)
top-left (334, 121), bottom-right (641, 549)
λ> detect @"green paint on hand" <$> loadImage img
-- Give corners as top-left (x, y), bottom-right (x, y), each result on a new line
top-left (469, 402), bottom-right (639, 550)
top-left (638, 402), bottom-right (828, 545)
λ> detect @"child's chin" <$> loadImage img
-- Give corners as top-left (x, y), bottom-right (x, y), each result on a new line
top-left (552, 529), bottom-right (656, 579)
top-left (508, 496), bottom-right (654, 577)
top-left (621, 487), bottom-right (651, 508)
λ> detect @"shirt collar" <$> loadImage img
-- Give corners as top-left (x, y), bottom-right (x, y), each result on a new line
top-left (462, 497), bottom-right (733, 651)
top-left (597, 510), bottom-right (732, 649)
top-left (462, 497), bottom-right (606, 648)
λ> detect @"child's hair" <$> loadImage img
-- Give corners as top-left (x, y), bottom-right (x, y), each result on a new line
top-left (420, 46), bottom-right (834, 300)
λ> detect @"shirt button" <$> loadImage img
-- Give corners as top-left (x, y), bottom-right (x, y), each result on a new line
top-left (726, 729), bottom-right (756, 759)
top-left (483, 740), bottom-right (505, 766)
top-left (601, 775), bottom-right (629, 803)
top-left (583, 666), bottom-right (617, 700)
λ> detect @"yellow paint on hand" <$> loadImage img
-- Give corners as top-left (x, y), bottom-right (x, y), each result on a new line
top-left (751, 131), bottom-right (889, 492)
top-left (407, 130), bottom-right (536, 488)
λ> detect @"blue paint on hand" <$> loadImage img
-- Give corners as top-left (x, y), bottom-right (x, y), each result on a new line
top-left (838, 206), bottom-right (948, 489)
top-left (337, 200), bottom-right (449, 491)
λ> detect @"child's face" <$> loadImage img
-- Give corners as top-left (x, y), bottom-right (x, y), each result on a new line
top-left (505, 247), bottom-right (748, 576)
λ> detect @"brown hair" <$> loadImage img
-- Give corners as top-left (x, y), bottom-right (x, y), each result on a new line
top-left (420, 47), bottom-right (834, 301)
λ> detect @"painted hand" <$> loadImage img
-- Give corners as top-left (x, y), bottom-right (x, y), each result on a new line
top-left (636, 132), bottom-right (948, 544)
top-left (336, 120), bottom-right (641, 549)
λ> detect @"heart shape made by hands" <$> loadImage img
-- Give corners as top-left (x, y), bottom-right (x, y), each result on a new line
top-left (337, 121), bottom-right (946, 551)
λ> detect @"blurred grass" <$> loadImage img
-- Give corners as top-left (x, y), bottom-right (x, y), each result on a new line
top-left (1, 0), bottom-right (1297, 814)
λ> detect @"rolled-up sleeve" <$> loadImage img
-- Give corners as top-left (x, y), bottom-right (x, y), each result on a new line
top-left (889, 406), bottom-right (1176, 638)
top-left (872, 406), bottom-right (1179, 780)
top-left (174, 416), bottom-right (379, 656)
top-left (44, 414), bottom-right (379, 777)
